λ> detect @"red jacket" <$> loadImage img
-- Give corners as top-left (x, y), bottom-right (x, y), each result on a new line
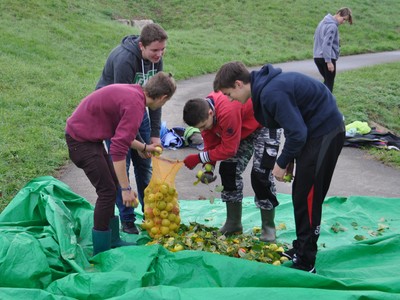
top-left (203, 91), bottom-right (261, 162)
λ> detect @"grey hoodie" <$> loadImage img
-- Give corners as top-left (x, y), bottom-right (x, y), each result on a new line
top-left (313, 14), bottom-right (340, 62)
top-left (96, 35), bottom-right (163, 138)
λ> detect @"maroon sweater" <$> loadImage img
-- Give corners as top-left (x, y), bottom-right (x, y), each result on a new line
top-left (66, 84), bottom-right (145, 161)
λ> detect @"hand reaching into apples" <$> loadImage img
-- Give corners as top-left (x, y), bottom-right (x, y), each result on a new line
top-left (131, 139), bottom-right (161, 159)
top-left (283, 161), bottom-right (294, 183)
top-left (152, 145), bottom-right (163, 157)
top-left (199, 172), bottom-right (217, 184)
top-left (183, 154), bottom-right (201, 169)
top-left (191, 164), bottom-right (224, 203)
top-left (138, 143), bottom-right (163, 159)
top-left (121, 188), bottom-right (139, 208)
top-left (273, 161), bottom-right (294, 183)
top-left (194, 163), bottom-right (217, 185)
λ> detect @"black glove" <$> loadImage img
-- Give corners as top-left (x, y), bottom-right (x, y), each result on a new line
top-left (200, 163), bottom-right (217, 184)
top-left (200, 172), bottom-right (217, 184)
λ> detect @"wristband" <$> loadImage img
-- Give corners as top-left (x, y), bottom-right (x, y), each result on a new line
top-left (199, 151), bottom-right (211, 163)
top-left (121, 186), bottom-right (132, 191)
top-left (143, 144), bottom-right (147, 152)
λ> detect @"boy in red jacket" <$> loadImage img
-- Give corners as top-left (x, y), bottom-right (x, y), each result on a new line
top-left (183, 91), bottom-right (281, 242)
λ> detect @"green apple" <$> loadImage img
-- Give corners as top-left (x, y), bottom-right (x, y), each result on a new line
top-left (153, 146), bottom-right (163, 156)
top-left (283, 174), bottom-right (293, 183)
top-left (132, 197), bottom-right (139, 208)
top-left (196, 170), bottom-right (204, 179)
top-left (204, 163), bottom-right (213, 172)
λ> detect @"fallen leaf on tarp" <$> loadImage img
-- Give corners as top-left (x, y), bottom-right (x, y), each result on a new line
top-left (331, 222), bottom-right (347, 233)
top-left (354, 235), bottom-right (367, 241)
top-left (276, 223), bottom-right (287, 230)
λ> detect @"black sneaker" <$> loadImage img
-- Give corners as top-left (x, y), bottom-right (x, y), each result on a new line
top-left (291, 254), bottom-right (316, 273)
top-left (281, 248), bottom-right (296, 260)
top-left (121, 221), bottom-right (139, 234)
top-left (291, 262), bottom-right (316, 273)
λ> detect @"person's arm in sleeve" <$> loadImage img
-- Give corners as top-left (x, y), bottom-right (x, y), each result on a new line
top-left (113, 159), bottom-right (138, 207)
top-left (265, 91), bottom-right (307, 170)
top-left (149, 107), bottom-right (162, 144)
top-left (207, 105), bottom-right (242, 162)
top-left (322, 24), bottom-right (337, 72)
top-left (183, 130), bottom-right (219, 170)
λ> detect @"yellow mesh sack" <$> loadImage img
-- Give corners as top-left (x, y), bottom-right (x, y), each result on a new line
top-left (142, 156), bottom-right (183, 238)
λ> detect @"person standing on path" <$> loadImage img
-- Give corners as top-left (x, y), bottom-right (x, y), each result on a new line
top-left (182, 91), bottom-right (281, 242)
top-left (96, 23), bottom-right (168, 234)
top-left (313, 7), bottom-right (353, 92)
top-left (65, 72), bottom-right (176, 255)
top-left (213, 61), bottom-right (345, 273)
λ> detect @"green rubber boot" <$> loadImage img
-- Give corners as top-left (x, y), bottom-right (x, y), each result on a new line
top-left (109, 215), bottom-right (136, 248)
top-left (219, 202), bottom-right (243, 236)
top-left (92, 229), bottom-right (111, 255)
top-left (259, 208), bottom-right (276, 243)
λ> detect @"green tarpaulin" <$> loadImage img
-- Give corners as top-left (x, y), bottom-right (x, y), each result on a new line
top-left (0, 176), bottom-right (399, 299)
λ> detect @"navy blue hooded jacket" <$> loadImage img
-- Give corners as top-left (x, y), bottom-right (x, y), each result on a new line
top-left (251, 64), bottom-right (343, 168)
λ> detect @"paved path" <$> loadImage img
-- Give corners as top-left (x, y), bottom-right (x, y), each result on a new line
top-left (59, 51), bottom-right (400, 204)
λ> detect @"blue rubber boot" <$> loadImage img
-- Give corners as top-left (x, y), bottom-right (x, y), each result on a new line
top-left (92, 229), bottom-right (111, 255)
top-left (109, 215), bottom-right (136, 248)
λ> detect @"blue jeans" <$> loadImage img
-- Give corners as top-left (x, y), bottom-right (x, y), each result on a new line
top-left (106, 111), bottom-right (152, 222)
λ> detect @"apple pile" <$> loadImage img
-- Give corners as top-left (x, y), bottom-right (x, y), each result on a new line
top-left (147, 222), bottom-right (290, 265)
top-left (141, 180), bottom-right (181, 238)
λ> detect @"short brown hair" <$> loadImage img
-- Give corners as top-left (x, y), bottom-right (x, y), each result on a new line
top-left (183, 98), bottom-right (210, 127)
top-left (140, 23), bottom-right (168, 46)
top-left (213, 61), bottom-right (251, 91)
top-left (337, 7), bottom-right (353, 25)
top-left (143, 72), bottom-right (176, 99)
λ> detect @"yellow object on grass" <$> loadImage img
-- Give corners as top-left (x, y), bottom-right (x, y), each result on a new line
top-left (345, 121), bottom-right (371, 135)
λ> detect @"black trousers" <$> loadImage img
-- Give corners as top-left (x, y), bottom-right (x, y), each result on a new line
top-left (314, 58), bottom-right (336, 92)
top-left (66, 134), bottom-right (118, 231)
top-left (291, 124), bottom-right (345, 266)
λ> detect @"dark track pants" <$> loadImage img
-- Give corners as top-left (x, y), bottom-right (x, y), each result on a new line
top-left (292, 124), bottom-right (345, 266)
top-left (314, 58), bottom-right (336, 92)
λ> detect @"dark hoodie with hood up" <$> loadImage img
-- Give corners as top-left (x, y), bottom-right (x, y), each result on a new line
top-left (251, 64), bottom-right (343, 169)
top-left (96, 35), bottom-right (163, 138)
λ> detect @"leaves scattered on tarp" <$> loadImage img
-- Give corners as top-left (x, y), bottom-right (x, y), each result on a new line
top-left (354, 235), bottom-right (367, 241)
top-left (330, 218), bottom-right (391, 241)
top-left (146, 222), bottom-right (289, 265)
top-left (331, 222), bottom-right (347, 233)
